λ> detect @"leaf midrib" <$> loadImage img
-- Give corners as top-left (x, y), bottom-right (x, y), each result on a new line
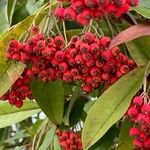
top-left (85, 76), bottom-right (142, 149)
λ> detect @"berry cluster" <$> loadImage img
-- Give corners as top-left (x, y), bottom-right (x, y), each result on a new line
top-left (56, 129), bottom-right (82, 150)
top-left (54, 0), bottom-right (139, 26)
top-left (126, 95), bottom-right (150, 149)
top-left (1, 70), bottom-right (32, 108)
top-left (5, 31), bottom-right (135, 94)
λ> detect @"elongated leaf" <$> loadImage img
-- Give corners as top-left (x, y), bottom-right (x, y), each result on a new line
top-left (0, 62), bottom-right (25, 97)
top-left (7, 0), bottom-right (17, 25)
top-left (109, 24), bottom-right (150, 50)
top-left (89, 126), bottom-right (119, 150)
top-left (126, 36), bottom-right (150, 66)
top-left (26, 0), bottom-right (45, 15)
top-left (63, 87), bottom-right (80, 125)
top-left (82, 67), bottom-right (145, 150)
top-left (54, 135), bottom-right (61, 150)
top-left (0, 0), bottom-right (9, 34)
top-left (131, 0), bottom-right (150, 19)
top-left (0, 7), bottom-right (48, 97)
top-left (117, 120), bottom-right (134, 150)
top-left (0, 101), bottom-right (40, 128)
top-left (39, 126), bottom-right (56, 150)
top-left (31, 79), bottom-right (64, 125)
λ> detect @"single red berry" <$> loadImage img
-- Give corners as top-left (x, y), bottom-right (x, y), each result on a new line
top-left (71, 1), bottom-right (84, 13)
top-left (76, 14), bottom-right (90, 26)
top-left (133, 138), bottom-right (143, 148)
top-left (132, 96), bottom-right (143, 107)
top-left (96, 0), bottom-right (109, 6)
top-left (59, 62), bottom-right (68, 72)
top-left (85, 0), bottom-right (97, 8)
top-left (71, 68), bottom-right (79, 76)
top-left (113, 0), bottom-right (127, 7)
top-left (141, 104), bottom-right (150, 114)
top-left (90, 67), bottom-right (100, 76)
top-left (37, 40), bottom-right (46, 50)
top-left (138, 113), bottom-right (150, 125)
top-left (127, 107), bottom-right (138, 118)
top-left (82, 84), bottom-right (92, 92)
top-left (127, 0), bottom-right (139, 6)
top-left (129, 127), bottom-right (140, 137)
top-left (83, 32), bottom-right (95, 44)
top-left (139, 132), bottom-right (147, 142)
top-left (82, 9), bottom-right (93, 20)
top-left (102, 73), bottom-right (110, 80)
top-left (75, 54), bottom-right (84, 64)
top-left (100, 37), bottom-right (111, 48)
top-left (120, 65), bottom-right (129, 74)
top-left (144, 139), bottom-right (150, 149)
top-left (80, 43), bottom-right (90, 53)
top-left (15, 100), bottom-right (23, 108)
top-left (55, 51), bottom-right (65, 62)
top-left (54, 36), bottom-right (64, 46)
top-left (31, 26), bottom-right (40, 34)
top-left (54, 7), bottom-right (65, 20)
top-left (90, 43), bottom-right (99, 53)
top-left (105, 4), bottom-right (118, 17)
top-left (64, 7), bottom-right (77, 21)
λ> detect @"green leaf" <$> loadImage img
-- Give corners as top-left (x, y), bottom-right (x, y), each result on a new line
top-left (31, 79), bottom-right (64, 125)
top-left (82, 67), bottom-right (145, 150)
top-left (0, 0), bottom-right (10, 34)
top-left (139, 0), bottom-right (150, 8)
top-left (7, 0), bottom-right (17, 25)
top-left (54, 135), bottom-right (61, 150)
top-left (132, 0), bottom-right (150, 19)
top-left (126, 36), bottom-right (150, 66)
top-left (0, 100), bottom-right (40, 128)
top-left (89, 126), bottom-right (119, 150)
top-left (26, 0), bottom-right (45, 15)
top-left (39, 126), bottom-right (56, 150)
top-left (63, 87), bottom-right (80, 125)
top-left (117, 120), bottom-right (134, 150)
top-left (11, 0), bottom-right (30, 25)
top-left (69, 96), bottom-right (87, 126)
top-left (0, 62), bottom-right (25, 97)
top-left (0, 6), bottom-right (48, 97)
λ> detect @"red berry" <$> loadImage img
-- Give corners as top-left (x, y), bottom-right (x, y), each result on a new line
top-left (132, 96), bottom-right (143, 106)
top-left (83, 32), bottom-right (95, 44)
top-left (82, 84), bottom-right (92, 92)
top-left (133, 138), bottom-right (143, 148)
top-left (54, 7), bottom-right (65, 20)
top-left (71, 1), bottom-right (84, 13)
top-left (127, 0), bottom-right (139, 6)
top-left (120, 65), bottom-right (129, 74)
top-left (15, 100), bottom-right (23, 108)
top-left (129, 127), bottom-right (140, 137)
top-left (144, 139), bottom-right (150, 149)
top-left (64, 7), bottom-right (77, 21)
top-left (31, 26), bottom-right (40, 34)
top-left (127, 107), bottom-right (138, 118)
top-left (85, 0), bottom-right (97, 8)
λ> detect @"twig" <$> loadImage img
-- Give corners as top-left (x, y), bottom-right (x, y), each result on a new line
top-left (103, 12), bottom-right (115, 37)
top-left (52, 16), bottom-right (63, 36)
top-left (63, 21), bottom-right (68, 45)
top-left (43, 0), bottom-right (53, 33)
top-left (127, 12), bottom-right (138, 25)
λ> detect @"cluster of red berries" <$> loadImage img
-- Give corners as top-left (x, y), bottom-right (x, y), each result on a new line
top-left (5, 31), bottom-right (135, 93)
top-left (1, 70), bottom-right (32, 108)
top-left (126, 95), bottom-right (150, 149)
top-left (54, 0), bottom-right (139, 26)
top-left (56, 129), bottom-right (82, 150)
